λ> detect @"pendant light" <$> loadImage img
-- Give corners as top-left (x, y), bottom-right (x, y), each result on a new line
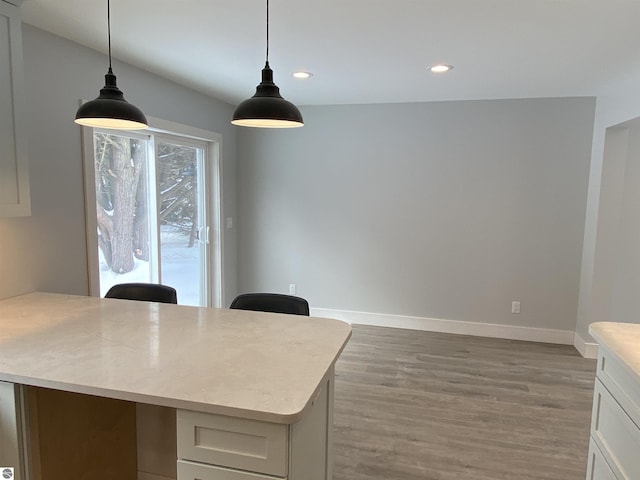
top-left (231, 0), bottom-right (304, 128)
top-left (75, 0), bottom-right (148, 130)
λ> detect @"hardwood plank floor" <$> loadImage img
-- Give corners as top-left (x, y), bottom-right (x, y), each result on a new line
top-left (332, 325), bottom-right (597, 480)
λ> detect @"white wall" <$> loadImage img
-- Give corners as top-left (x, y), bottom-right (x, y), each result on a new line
top-left (611, 120), bottom-right (640, 323)
top-left (0, 25), bottom-right (238, 304)
top-left (237, 98), bottom-right (595, 332)
top-left (576, 67), bottom-right (640, 349)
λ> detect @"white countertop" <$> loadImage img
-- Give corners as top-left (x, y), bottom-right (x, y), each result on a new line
top-left (589, 322), bottom-right (640, 382)
top-left (0, 292), bottom-right (351, 423)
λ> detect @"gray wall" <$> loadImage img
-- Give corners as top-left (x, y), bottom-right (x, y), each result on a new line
top-left (611, 120), bottom-right (640, 323)
top-left (576, 67), bottom-right (640, 342)
top-left (237, 98), bottom-right (595, 330)
top-left (0, 25), bottom-right (238, 304)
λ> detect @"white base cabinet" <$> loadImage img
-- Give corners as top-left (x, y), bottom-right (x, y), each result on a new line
top-left (177, 377), bottom-right (333, 480)
top-left (586, 346), bottom-right (640, 479)
top-left (586, 438), bottom-right (617, 480)
top-left (178, 461), bottom-right (276, 480)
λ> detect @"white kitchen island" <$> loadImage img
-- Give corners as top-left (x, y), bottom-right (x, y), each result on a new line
top-left (0, 292), bottom-right (351, 480)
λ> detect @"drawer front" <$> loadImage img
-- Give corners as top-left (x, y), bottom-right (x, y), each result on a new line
top-left (591, 380), bottom-right (640, 480)
top-left (597, 348), bottom-right (640, 427)
top-left (177, 410), bottom-right (288, 477)
top-left (177, 460), bottom-right (281, 480)
top-left (586, 437), bottom-right (618, 480)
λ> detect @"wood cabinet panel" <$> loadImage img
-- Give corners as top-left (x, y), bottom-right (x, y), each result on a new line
top-left (28, 387), bottom-right (137, 480)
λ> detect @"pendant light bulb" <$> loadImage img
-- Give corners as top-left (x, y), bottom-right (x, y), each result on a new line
top-left (232, 0), bottom-right (303, 128)
top-left (75, 0), bottom-right (148, 130)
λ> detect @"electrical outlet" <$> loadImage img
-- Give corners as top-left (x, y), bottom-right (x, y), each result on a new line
top-left (289, 283), bottom-right (296, 295)
top-left (511, 301), bottom-right (521, 314)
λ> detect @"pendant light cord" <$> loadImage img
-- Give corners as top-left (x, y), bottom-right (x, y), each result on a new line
top-left (265, 0), bottom-right (269, 64)
top-left (107, 0), bottom-right (113, 72)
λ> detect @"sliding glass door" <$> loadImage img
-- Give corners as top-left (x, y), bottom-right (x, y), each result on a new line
top-left (90, 129), bottom-right (215, 306)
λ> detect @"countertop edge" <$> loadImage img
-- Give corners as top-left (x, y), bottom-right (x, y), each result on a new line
top-left (0, 369), bottom-right (335, 424)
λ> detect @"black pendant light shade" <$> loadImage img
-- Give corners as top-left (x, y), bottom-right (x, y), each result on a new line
top-left (74, 0), bottom-right (148, 130)
top-left (75, 68), bottom-right (148, 130)
top-left (231, 0), bottom-right (303, 128)
top-left (232, 63), bottom-right (303, 128)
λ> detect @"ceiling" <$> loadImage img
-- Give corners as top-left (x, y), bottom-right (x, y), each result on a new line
top-left (20, 0), bottom-right (640, 106)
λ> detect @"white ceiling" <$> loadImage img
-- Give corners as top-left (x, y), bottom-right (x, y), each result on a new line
top-left (19, 0), bottom-right (640, 106)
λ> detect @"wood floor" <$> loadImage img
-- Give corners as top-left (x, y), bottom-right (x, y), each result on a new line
top-left (332, 325), bottom-right (597, 480)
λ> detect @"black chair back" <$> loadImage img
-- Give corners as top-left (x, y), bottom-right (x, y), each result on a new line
top-left (105, 282), bottom-right (178, 304)
top-left (230, 293), bottom-right (309, 316)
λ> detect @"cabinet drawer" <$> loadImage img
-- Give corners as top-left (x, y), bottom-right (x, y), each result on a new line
top-left (177, 460), bottom-right (281, 480)
top-left (591, 380), bottom-right (640, 479)
top-left (177, 410), bottom-right (288, 477)
top-left (586, 437), bottom-right (618, 480)
top-left (597, 348), bottom-right (640, 427)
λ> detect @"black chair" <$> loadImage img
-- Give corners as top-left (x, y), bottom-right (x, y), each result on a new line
top-left (105, 282), bottom-right (178, 304)
top-left (230, 293), bottom-right (310, 316)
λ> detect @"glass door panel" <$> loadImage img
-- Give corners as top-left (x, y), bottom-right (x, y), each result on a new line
top-left (156, 139), bottom-right (208, 306)
top-left (93, 131), bottom-right (155, 297)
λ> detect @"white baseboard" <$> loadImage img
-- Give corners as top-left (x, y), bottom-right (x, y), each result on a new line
top-left (310, 307), bottom-right (576, 346)
top-left (573, 332), bottom-right (599, 359)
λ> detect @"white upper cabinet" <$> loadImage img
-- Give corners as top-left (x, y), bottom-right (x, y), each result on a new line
top-left (0, 0), bottom-right (30, 217)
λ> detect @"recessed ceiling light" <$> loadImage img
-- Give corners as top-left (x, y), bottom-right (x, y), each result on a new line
top-left (293, 71), bottom-right (313, 79)
top-left (429, 64), bottom-right (453, 73)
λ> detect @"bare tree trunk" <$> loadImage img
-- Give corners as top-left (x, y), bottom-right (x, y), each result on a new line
top-left (110, 137), bottom-right (143, 274)
top-left (134, 161), bottom-right (149, 261)
top-left (95, 135), bottom-right (114, 268)
top-left (97, 208), bottom-right (113, 269)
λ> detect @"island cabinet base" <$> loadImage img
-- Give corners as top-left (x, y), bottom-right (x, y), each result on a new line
top-left (0, 293), bottom-right (351, 480)
top-left (1, 374), bottom-right (335, 480)
top-left (177, 376), bottom-right (333, 480)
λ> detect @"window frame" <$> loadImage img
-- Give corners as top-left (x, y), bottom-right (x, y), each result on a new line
top-left (81, 116), bottom-right (224, 307)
